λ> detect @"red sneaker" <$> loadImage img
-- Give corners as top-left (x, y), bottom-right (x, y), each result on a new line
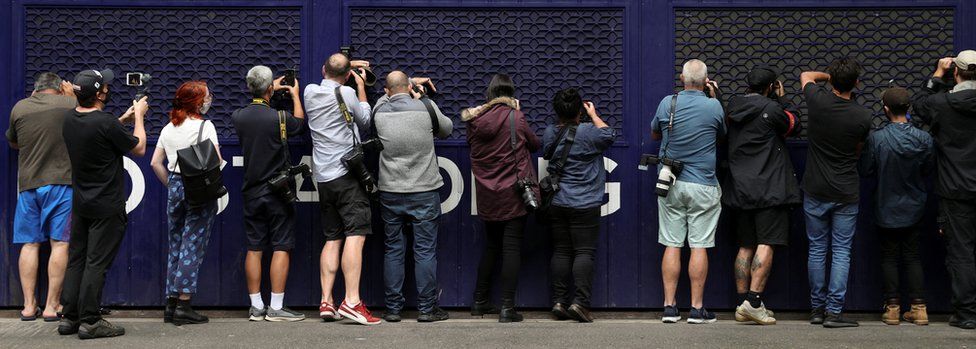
top-left (319, 301), bottom-right (341, 321)
top-left (338, 301), bottom-right (380, 325)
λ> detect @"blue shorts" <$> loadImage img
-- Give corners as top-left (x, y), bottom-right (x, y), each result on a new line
top-left (13, 185), bottom-right (73, 244)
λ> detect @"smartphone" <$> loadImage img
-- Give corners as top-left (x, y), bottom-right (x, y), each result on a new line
top-left (126, 73), bottom-right (145, 87)
top-left (283, 69), bottom-right (297, 87)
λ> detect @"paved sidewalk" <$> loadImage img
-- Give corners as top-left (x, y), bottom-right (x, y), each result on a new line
top-left (1, 311), bottom-right (973, 348)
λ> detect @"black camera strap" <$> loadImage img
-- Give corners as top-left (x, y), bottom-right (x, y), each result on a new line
top-left (662, 94), bottom-right (678, 158)
top-left (546, 124), bottom-right (578, 177)
top-left (277, 110), bottom-right (292, 172)
top-left (507, 109), bottom-right (529, 178)
top-left (335, 86), bottom-right (361, 147)
top-left (420, 97), bottom-right (440, 134)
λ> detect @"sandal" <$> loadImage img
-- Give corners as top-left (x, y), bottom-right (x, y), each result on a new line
top-left (20, 307), bottom-right (40, 321)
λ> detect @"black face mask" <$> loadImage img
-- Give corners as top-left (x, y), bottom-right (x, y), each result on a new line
top-left (99, 88), bottom-right (112, 106)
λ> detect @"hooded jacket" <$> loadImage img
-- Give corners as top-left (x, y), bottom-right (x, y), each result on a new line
top-left (462, 97), bottom-right (541, 222)
top-left (913, 79), bottom-right (976, 199)
top-left (721, 94), bottom-right (802, 209)
top-left (859, 122), bottom-right (934, 228)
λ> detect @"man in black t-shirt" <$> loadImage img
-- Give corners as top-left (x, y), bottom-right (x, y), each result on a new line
top-left (59, 69), bottom-right (148, 339)
top-left (799, 58), bottom-right (873, 329)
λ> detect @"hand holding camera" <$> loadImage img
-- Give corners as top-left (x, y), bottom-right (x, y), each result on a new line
top-left (273, 76), bottom-right (299, 96)
top-left (935, 57), bottom-right (955, 78)
top-left (774, 80), bottom-right (785, 97)
top-left (583, 101), bottom-right (598, 118)
top-left (60, 81), bottom-right (75, 97)
top-left (704, 79), bottom-right (720, 98)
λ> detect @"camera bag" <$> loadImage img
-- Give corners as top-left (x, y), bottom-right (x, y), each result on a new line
top-left (176, 119), bottom-right (227, 207)
top-left (538, 123), bottom-right (577, 218)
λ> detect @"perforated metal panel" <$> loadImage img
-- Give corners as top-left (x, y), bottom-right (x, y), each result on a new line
top-left (349, 8), bottom-right (625, 139)
top-left (674, 8), bottom-right (954, 135)
top-left (24, 7), bottom-right (302, 141)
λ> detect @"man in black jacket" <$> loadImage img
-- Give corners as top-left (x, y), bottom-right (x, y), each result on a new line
top-left (912, 50), bottom-right (976, 330)
top-left (722, 66), bottom-right (802, 326)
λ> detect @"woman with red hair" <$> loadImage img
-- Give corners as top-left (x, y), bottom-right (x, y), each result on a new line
top-left (149, 81), bottom-right (222, 326)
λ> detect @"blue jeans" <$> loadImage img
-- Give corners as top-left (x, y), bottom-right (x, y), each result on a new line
top-left (380, 191), bottom-right (441, 313)
top-left (803, 195), bottom-right (858, 314)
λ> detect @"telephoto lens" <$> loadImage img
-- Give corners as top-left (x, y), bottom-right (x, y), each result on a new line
top-left (656, 165), bottom-right (676, 197)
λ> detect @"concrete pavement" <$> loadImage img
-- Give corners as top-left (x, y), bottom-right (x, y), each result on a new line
top-left (1, 310), bottom-right (974, 348)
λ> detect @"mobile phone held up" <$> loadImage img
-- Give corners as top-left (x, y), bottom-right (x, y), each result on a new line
top-left (283, 69), bottom-right (297, 87)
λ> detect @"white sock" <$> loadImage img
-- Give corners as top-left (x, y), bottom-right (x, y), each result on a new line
top-left (249, 293), bottom-right (264, 309)
top-left (270, 293), bottom-right (284, 310)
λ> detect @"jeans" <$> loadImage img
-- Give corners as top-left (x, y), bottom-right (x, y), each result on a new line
top-left (474, 216), bottom-right (526, 308)
top-left (941, 198), bottom-right (976, 321)
top-left (60, 211), bottom-right (127, 324)
top-left (878, 224), bottom-right (924, 301)
top-left (380, 191), bottom-right (441, 314)
top-left (803, 195), bottom-right (858, 314)
top-left (548, 205), bottom-right (600, 308)
top-left (165, 175), bottom-right (217, 296)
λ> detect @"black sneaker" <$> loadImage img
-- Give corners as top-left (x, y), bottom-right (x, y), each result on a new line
top-left (57, 318), bottom-right (80, 335)
top-left (688, 307), bottom-right (717, 324)
top-left (78, 319), bottom-right (125, 340)
top-left (383, 312), bottom-right (401, 323)
top-left (823, 312), bottom-right (859, 328)
top-left (661, 305), bottom-right (681, 323)
top-left (810, 307), bottom-right (826, 325)
top-left (949, 315), bottom-right (976, 330)
top-left (418, 307), bottom-right (450, 323)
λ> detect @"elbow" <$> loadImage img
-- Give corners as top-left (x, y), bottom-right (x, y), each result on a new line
top-left (132, 145), bottom-right (147, 157)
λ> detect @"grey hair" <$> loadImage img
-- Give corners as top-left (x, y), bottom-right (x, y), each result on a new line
top-left (246, 65), bottom-right (274, 98)
top-left (681, 59), bottom-right (708, 88)
top-left (33, 72), bottom-right (62, 92)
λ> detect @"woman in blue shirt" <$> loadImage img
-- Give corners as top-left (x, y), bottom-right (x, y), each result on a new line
top-left (543, 88), bottom-right (615, 323)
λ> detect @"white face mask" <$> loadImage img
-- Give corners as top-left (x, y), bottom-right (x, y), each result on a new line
top-left (199, 99), bottom-right (212, 114)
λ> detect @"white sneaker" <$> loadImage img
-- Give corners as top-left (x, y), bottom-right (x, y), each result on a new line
top-left (736, 300), bottom-right (776, 325)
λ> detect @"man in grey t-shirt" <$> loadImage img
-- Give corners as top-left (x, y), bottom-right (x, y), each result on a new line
top-left (372, 71), bottom-right (452, 323)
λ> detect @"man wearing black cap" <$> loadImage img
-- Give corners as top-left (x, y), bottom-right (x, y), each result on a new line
top-left (58, 69), bottom-right (148, 339)
top-left (913, 50), bottom-right (976, 330)
top-left (722, 66), bottom-right (802, 325)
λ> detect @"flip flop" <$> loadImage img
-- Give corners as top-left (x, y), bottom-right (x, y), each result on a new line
top-left (43, 313), bottom-right (62, 322)
top-left (20, 307), bottom-right (40, 321)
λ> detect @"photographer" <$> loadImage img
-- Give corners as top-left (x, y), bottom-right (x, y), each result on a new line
top-left (372, 71), bottom-right (453, 323)
top-left (302, 53), bottom-right (379, 325)
top-left (723, 67), bottom-right (802, 326)
top-left (7, 73), bottom-right (75, 323)
top-left (543, 88), bottom-right (615, 323)
top-left (651, 59), bottom-right (725, 324)
top-left (231, 65), bottom-right (306, 322)
top-left (60, 69), bottom-right (148, 339)
top-left (912, 50), bottom-right (976, 330)
top-left (462, 73), bottom-right (540, 323)
top-left (800, 57), bottom-right (872, 328)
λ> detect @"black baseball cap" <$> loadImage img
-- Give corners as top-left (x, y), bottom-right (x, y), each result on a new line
top-left (746, 66), bottom-right (779, 91)
top-left (72, 69), bottom-right (115, 100)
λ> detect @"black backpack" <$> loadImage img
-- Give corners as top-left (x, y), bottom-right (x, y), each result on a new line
top-left (177, 120), bottom-right (227, 207)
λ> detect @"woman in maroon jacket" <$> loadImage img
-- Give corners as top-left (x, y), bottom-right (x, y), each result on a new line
top-left (462, 74), bottom-right (540, 322)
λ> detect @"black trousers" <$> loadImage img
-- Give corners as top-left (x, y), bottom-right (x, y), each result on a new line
top-left (877, 224), bottom-right (924, 301)
top-left (941, 198), bottom-right (976, 321)
top-left (548, 206), bottom-right (601, 307)
top-left (60, 212), bottom-right (127, 324)
top-left (474, 215), bottom-right (526, 308)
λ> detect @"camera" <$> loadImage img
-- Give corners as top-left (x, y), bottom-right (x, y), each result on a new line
top-left (268, 163), bottom-right (311, 202)
top-left (341, 146), bottom-right (378, 195)
top-left (126, 72), bottom-right (152, 101)
top-left (282, 68), bottom-right (297, 87)
top-left (639, 154), bottom-right (685, 197)
top-left (340, 46), bottom-right (377, 87)
top-left (516, 178), bottom-right (540, 210)
top-left (411, 80), bottom-right (437, 98)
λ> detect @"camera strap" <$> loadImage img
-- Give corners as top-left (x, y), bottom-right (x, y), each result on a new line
top-left (546, 124), bottom-right (577, 176)
top-left (662, 94), bottom-right (678, 158)
top-left (335, 86), bottom-right (361, 147)
top-left (278, 111), bottom-right (292, 172)
top-left (507, 109), bottom-right (528, 179)
top-left (420, 97), bottom-right (440, 134)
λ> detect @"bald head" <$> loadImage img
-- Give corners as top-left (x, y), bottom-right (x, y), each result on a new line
top-left (385, 71), bottom-right (410, 95)
top-left (681, 59), bottom-right (708, 89)
top-left (323, 53), bottom-right (351, 81)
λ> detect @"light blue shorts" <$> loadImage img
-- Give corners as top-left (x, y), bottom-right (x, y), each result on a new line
top-left (657, 180), bottom-right (721, 248)
top-left (13, 185), bottom-right (72, 244)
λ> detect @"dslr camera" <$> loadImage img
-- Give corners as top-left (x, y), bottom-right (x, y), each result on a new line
top-left (516, 178), bottom-right (540, 210)
top-left (341, 138), bottom-right (384, 195)
top-left (639, 154), bottom-right (684, 197)
top-left (268, 163), bottom-right (312, 202)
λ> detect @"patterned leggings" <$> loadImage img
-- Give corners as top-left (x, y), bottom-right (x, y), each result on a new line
top-left (166, 174), bottom-right (217, 296)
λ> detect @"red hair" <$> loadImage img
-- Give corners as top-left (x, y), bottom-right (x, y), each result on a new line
top-left (169, 81), bottom-right (208, 126)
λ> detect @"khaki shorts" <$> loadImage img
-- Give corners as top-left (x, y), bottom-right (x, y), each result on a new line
top-left (657, 180), bottom-right (722, 248)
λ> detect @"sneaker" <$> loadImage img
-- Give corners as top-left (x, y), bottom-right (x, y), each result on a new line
top-left (383, 312), bottom-right (402, 323)
top-left (338, 301), bottom-right (381, 325)
top-left (78, 319), bottom-right (125, 340)
top-left (57, 318), bottom-right (80, 335)
top-left (735, 303), bottom-right (774, 322)
top-left (319, 302), bottom-right (342, 321)
top-left (688, 307), bottom-right (717, 324)
top-left (661, 305), bottom-right (681, 323)
top-left (823, 312), bottom-right (859, 328)
top-left (418, 307), bottom-right (450, 323)
top-left (265, 307), bottom-right (306, 322)
top-left (736, 301), bottom-right (776, 325)
top-left (248, 306), bottom-right (267, 321)
top-left (810, 307), bottom-right (826, 325)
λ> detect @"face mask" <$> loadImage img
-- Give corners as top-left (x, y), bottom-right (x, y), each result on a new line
top-left (100, 88), bottom-right (112, 105)
top-left (199, 99), bottom-right (212, 114)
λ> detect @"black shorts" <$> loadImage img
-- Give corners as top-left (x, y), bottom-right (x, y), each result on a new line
top-left (318, 173), bottom-right (372, 241)
top-left (243, 193), bottom-right (295, 251)
top-left (735, 206), bottom-right (790, 247)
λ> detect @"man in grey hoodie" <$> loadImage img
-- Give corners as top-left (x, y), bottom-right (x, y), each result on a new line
top-left (373, 71), bottom-right (453, 323)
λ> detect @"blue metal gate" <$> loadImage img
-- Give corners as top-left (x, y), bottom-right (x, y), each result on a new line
top-left (2, 0), bottom-right (974, 311)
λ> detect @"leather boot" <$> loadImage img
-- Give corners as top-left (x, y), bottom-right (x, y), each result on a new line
top-left (172, 299), bottom-right (209, 326)
top-left (471, 290), bottom-right (499, 316)
top-left (903, 300), bottom-right (929, 326)
top-left (882, 299), bottom-right (900, 325)
top-left (163, 297), bottom-right (177, 323)
top-left (499, 307), bottom-right (523, 323)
